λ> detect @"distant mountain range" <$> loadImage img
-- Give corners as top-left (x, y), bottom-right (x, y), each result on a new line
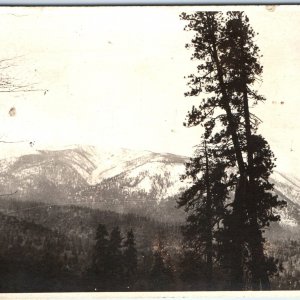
top-left (0, 144), bottom-right (299, 229)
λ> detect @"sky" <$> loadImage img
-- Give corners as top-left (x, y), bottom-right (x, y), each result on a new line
top-left (0, 6), bottom-right (299, 176)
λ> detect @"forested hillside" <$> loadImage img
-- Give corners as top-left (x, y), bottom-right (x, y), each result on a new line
top-left (0, 199), bottom-right (182, 291)
top-left (0, 198), bottom-right (299, 291)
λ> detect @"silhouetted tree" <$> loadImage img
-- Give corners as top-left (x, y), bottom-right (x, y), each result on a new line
top-left (178, 139), bottom-right (234, 290)
top-left (92, 224), bottom-right (109, 290)
top-left (123, 229), bottom-right (138, 290)
top-left (107, 226), bottom-right (124, 290)
top-left (180, 11), bottom-right (286, 289)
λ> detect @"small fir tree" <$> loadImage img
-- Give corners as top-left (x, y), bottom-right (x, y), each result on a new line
top-left (123, 229), bottom-right (138, 290)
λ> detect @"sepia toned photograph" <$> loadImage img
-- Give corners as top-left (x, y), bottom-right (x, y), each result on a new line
top-left (0, 5), bottom-right (299, 293)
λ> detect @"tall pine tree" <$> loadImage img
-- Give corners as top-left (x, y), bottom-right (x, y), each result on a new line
top-left (180, 11), bottom-right (285, 289)
top-left (221, 12), bottom-right (286, 289)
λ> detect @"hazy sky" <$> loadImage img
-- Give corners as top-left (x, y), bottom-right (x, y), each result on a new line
top-left (0, 6), bottom-right (299, 176)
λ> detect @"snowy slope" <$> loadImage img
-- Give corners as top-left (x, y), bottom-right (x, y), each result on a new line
top-left (271, 171), bottom-right (300, 207)
top-left (0, 144), bottom-right (299, 226)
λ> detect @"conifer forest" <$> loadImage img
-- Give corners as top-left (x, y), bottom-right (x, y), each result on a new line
top-left (0, 8), bottom-right (299, 292)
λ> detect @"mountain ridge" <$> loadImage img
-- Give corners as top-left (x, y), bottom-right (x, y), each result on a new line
top-left (0, 144), bottom-right (298, 227)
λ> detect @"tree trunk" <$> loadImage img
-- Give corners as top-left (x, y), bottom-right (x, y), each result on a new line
top-left (229, 176), bottom-right (247, 290)
top-left (243, 115), bottom-right (270, 289)
top-left (204, 141), bottom-right (213, 290)
top-left (208, 13), bottom-right (246, 289)
top-left (239, 33), bottom-right (270, 289)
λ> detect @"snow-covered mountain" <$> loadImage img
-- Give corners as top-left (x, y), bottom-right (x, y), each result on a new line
top-left (0, 145), bottom-right (187, 221)
top-left (0, 144), bottom-right (299, 226)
